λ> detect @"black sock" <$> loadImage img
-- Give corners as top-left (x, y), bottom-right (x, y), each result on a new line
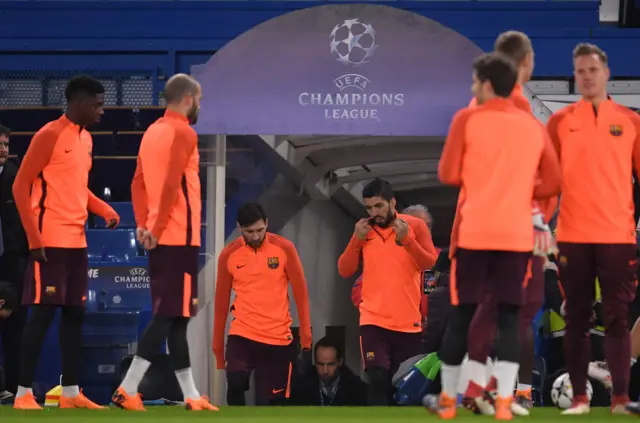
top-left (136, 315), bottom-right (173, 361)
top-left (18, 305), bottom-right (57, 388)
top-left (167, 317), bottom-right (190, 370)
top-left (59, 306), bottom-right (85, 386)
top-left (367, 366), bottom-right (390, 405)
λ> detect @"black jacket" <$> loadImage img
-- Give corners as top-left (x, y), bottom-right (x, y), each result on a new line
top-left (0, 160), bottom-right (28, 256)
top-left (289, 365), bottom-right (367, 406)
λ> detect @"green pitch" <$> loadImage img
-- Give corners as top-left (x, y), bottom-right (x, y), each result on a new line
top-left (0, 406), bottom-right (634, 422)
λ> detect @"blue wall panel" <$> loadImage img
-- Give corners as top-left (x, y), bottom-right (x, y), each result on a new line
top-left (1, 1), bottom-right (639, 77)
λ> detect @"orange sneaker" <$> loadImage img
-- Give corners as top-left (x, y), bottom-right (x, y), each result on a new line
top-left (112, 387), bottom-right (145, 411)
top-left (495, 396), bottom-right (513, 421)
top-left (60, 390), bottom-right (105, 409)
top-left (14, 392), bottom-right (42, 410)
top-left (185, 396), bottom-right (219, 411)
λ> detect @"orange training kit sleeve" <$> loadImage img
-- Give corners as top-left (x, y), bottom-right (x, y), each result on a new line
top-left (87, 191), bottom-right (119, 226)
top-left (547, 100), bottom-right (640, 243)
top-left (214, 234), bottom-right (310, 357)
top-left (440, 98), bottom-right (555, 252)
top-left (400, 218), bottom-right (438, 270)
top-left (151, 129), bottom-right (197, 240)
top-left (337, 235), bottom-right (365, 278)
top-left (138, 109), bottom-right (201, 246)
top-left (12, 129), bottom-right (58, 249)
top-left (271, 236), bottom-right (312, 349)
top-left (131, 157), bottom-right (148, 229)
top-left (213, 242), bottom-right (237, 369)
top-left (534, 131), bottom-right (562, 200)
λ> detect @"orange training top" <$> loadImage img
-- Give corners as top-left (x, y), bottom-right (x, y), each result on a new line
top-left (12, 115), bottom-right (117, 249)
top-left (440, 97), bottom-right (562, 252)
top-left (213, 233), bottom-right (312, 361)
top-left (547, 98), bottom-right (640, 244)
top-left (131, 109), bottom-right (201, 246)
top-left (337, 213), bottom-right (437, 333)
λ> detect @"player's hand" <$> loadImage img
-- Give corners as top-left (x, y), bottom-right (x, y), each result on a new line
top-left (532, 212), bottom-right (558, 257)
top-left (354, 218), bottom-right (372, 240)
top-left (106, 218), bottom-right (119, 229)
top-left (560, 301), bottom-right (567, 317)
top-left (392, 218), bottom-right (409, 242)
top-left (297, 348), bottom-right (312, 375)
top-left (135, 227), bottom-right (146, 243)
top-left (140, 230), bottom-right (158, 250)
top-left (30, 247), bottom-right (47, 263)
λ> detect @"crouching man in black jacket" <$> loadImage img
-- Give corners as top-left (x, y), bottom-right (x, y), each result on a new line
top-left (289, 337), bottom-right (367, 406)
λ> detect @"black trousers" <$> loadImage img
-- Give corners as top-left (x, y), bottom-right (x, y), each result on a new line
top-left (0, 253), bottom-right (27, 394)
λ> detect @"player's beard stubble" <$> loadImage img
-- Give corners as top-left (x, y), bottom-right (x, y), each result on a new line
top-left (372, 208), bottom-right (396, 228)
top-left (188, 103), bottom-right (200, 124)
top-left (243, 235), bottom-right (265, 249)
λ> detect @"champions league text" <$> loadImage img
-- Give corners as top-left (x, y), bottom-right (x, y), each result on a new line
top-left (298, 92), bottom-right (404, 121)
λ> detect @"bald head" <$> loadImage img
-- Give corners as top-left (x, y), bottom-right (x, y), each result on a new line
top-left (163, 73), bottom-right (202, 124)
top-left (164, 73), bottom-right (201, 104)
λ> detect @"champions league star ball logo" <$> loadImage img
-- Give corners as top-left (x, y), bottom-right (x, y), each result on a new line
top-left (330, 19), bottom-right (377, 67)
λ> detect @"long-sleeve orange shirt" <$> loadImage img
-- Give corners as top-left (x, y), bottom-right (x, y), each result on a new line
top-left (440, 98), bottom-right (562, 253)
top-left (449, 88), bottom-right (560, 258)
top-left (12, 115), bottom-right (118, 249)
top-left (131, 109), bottom-right (201, 246)
top-left (338, 213), bottom-right (437, 333)
top-left (213, 233), bottom-right (312, 367)
top-left (547, 99), bottom-right (640, 244)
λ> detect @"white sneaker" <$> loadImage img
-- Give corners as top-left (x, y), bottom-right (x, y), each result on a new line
top-left (561, 403), bottom-right (590, 415)
top-left (511, 401), bottom-right (530, 416)
top-left (588, 361), bottom-right (612, 390)
top-left (611, 404), bottom-right (630, 415)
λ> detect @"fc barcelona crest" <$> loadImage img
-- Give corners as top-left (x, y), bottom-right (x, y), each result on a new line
top-left (610, 124), bottom-right (623, 136)
top-left (267, 257), bottom-right (280, 269)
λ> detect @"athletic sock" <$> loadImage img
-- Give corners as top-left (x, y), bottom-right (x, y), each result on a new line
top-left (62, 385), bottom-right (80, 398)
top-left (493, 361), bottom-right (519, 398)
top-left (120, 356), bottom-right (151, 396)
top-left (175, 368), bottom-right (200, 401)
top-left (441, 364), bottom-right (461, 399)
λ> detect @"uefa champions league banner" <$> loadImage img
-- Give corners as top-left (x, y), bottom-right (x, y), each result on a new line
top-left (192, 4), bottom-right (484, 136)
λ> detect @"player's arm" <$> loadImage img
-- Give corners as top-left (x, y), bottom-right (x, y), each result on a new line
top-left (150, 128), bottom-right (197, 240)
top-left (87, 191), bottom-right (120, 228)
top-left (400, 219), bottom-right (438, 269)
top-left (131, 156), bottom-right (149, 229)
top-left (337, 235), bottom-right (364, 278)
top-left (213, 247), bottom-right (233, 370)
top-left (282, 241), bottom-right (312, 350)
top-left (629, 113), bottom-right (640, 179)
top-left (438, 109), bottom-right (470, 186)
top-left (533, 128), bottom-right (562, 200)
top-left (11, 130), bottom-right (58, 249)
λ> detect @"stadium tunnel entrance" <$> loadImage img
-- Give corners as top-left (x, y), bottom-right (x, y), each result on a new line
top-left (190, 3), bottom-right (492, 405)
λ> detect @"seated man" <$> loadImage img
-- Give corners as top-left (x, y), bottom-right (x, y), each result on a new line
top-left (289, 337), bottom-right (367, 406)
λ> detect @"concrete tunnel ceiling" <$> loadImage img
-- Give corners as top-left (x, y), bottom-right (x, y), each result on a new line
top-left (192, 4), bottom-right (487, 243)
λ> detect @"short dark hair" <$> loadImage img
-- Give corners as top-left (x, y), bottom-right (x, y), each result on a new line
top-left (473, 53), bottom-right (518, 98)
top-left (573, 43), bottom-right (608, 66)
top-left (314, 336), bottom-right (343, 361)
top-left (237, 202), bottom-right (267, 227)
top-left (494, 31), bottom-right (533, 66)
top-left (0, 126), bottom-right (10, 138)
top-left (362, 178), bottom-right (394, 201)
top-left (65, 75), bottom-right (105, 102)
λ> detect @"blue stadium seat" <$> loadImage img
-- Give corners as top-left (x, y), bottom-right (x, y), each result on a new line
top-left (93, 107), bottom-right (138, 132)
top-left (114, 132), bottom-right (143, 156)
top-left (0, 107), bottom-right (63, 132)
top-left (92, 132), bottom-right (117, 156)
top-left (86, 228), bottom-right (140, 263)
top-left (109, 202), bottom-right (136, 228)
top-left (137, 107), bottom-right (164, 130)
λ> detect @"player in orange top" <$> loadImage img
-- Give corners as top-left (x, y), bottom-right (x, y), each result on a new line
top-left (338, 178), bottom-right (438, 405)
top-left (546, 44), bottom-right (640, 416)
top-left (458, 31), bottom-right (556, 416)
top-left (11, 76), bottom-right (120, 410)
top-left (112, 74), bottom-right (216, 412)
top-left (213, 202), bottom-right (312, 406)
top-left (424, 53), bottom-right (561, 420)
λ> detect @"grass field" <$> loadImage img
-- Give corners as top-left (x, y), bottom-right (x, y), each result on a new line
top-left (0, 406), bottom-right (635, 422)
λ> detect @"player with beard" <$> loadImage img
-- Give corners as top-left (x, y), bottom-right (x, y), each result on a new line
top-left (338, 178), bottom-right (438, 405)
top-left (112, 74), bottom-right (216, 411)
top-left (213, 202), bottom-right (312, 406)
